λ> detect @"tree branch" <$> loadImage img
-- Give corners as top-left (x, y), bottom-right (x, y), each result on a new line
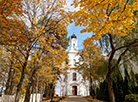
top-left (122, 0), bottom-right (129, 13)
top-left (111, 48), bottom-right (128, 73)
top-left (108, 34), bottom-right (115, 67)
top-left (115, 39), bottom-right (138, 51)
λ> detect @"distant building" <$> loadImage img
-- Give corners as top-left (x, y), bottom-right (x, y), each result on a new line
top-left (60, 33), bottom-right (89, 96)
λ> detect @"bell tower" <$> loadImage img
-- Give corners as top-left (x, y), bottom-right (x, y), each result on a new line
top-left (59, 32), bottom-right (90, 96)
top-left (70, 33), bottom-right (78, 51)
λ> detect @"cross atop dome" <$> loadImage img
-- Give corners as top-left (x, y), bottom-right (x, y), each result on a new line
top-left (71, 29), bottom-right (77, 39)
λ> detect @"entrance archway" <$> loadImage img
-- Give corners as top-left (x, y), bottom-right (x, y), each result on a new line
top-left (72, 86), bottom-right (77, 95)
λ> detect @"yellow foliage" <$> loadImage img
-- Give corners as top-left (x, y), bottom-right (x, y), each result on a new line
top-left (0, 0), bottom-right (69, 99)
top-left (69, 0), bottom-right (138, 40)
top-left (76, 38), bottom-right (104, 81)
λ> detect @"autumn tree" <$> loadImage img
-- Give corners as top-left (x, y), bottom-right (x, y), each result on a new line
top-left (16, 0), bottom-right (69, 101)
top-left (76, 38), bottom-right (104, 98)
top-left (0, 0), bottom-right (69, 102)
top-left (0, 0), bottom-right (25, 45)
top-left (69, 0), bottom-right (138, 102)
top-left (24, 46), bottom-right (69, 102)
top-left (0, 45), bottom-right (24, 95)
top-left (42, 49), bottom-right (69, 101)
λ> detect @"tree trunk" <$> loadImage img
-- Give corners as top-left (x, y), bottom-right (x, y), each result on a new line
top-left (45, 83), bottom-right (49, 99)
top-left (9, 85), bottom-right (14, 95)
top-left (107, 34), bottom-right (115, 102)
top-left (9, 69), bottom-right (15, 95)
top-left (15, 84), bottom-right (22, 102)
top-left (31, 86), bottom-right (35, 102)
top-left (50, 83), bottom-right (54, 101)
top-left (90, 77), bottom-right (95, 99)
top-left (24, 53), bottom-right (42, 102)
top-left (24, 82), bottom-right (34, 102)
top-left (107, 72), bottom-right (115, 102)
top-left (5, 69), bottom-right (12, 94)
top-left (24, 66), bottom-right (38, 102)
top-left (5, 61), bottom-right (13, 94)
top-left (15, 58), bottom-right (28, 102)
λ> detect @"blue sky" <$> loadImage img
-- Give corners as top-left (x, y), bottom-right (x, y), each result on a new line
top-left (64, 0), bottom-right (94, 50)
top-left (67, 23), bottom-right (93, 50)
top-left (63, 0), bottom-right (93, 49)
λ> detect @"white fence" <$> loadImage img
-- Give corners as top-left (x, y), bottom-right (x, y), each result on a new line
top-left (0, 95), bottom-right (15, 102)
top-left (0, 94), bottom-right (43, 102)
top-left (30, 94), bottom-right (43, 102)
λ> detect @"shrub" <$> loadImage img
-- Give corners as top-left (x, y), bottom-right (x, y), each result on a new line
top-left (43, 92), bottom-right (46, 97)
top-left (50, 100), bottom-right (54, 102)
top-left (125, 94), bottom-right (138, 102)
top-left (96, 80), bottom-right (109, 102)
top-left (88, 100), bottom-right (94, 102)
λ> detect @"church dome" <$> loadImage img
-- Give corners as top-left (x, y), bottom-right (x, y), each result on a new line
top-left (71, 34), bottom-right (77, 39)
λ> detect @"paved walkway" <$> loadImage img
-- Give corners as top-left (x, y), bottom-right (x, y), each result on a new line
top-left (62, 96), bottom-right (88, 102)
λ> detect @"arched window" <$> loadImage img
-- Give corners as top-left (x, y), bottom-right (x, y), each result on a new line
top-left (73, 44), bottom-right (75, 49)
top-left (73, 59), bottom-right (76, 63)
top-left (73, 73), bottom-right (76, 81)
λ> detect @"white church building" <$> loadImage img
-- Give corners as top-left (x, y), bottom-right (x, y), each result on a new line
top-left (60, 33), bottom-right (89, 96)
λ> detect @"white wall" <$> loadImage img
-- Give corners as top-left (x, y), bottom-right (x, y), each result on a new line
top-left (59, 37), bottom-right (89, 96)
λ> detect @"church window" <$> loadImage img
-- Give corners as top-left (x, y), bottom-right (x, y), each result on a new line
top-left (73, 59), bottom-right (76, 63)
top-left (73, 44), bottom-right (75, 49)
top-left (73, 73), bottom-right (76, 81)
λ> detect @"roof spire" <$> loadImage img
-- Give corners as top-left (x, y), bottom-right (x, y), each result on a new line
top-left (71, 30), bottom-right (77, 39)
top-left (73, 29), bottom-right (75, 34)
